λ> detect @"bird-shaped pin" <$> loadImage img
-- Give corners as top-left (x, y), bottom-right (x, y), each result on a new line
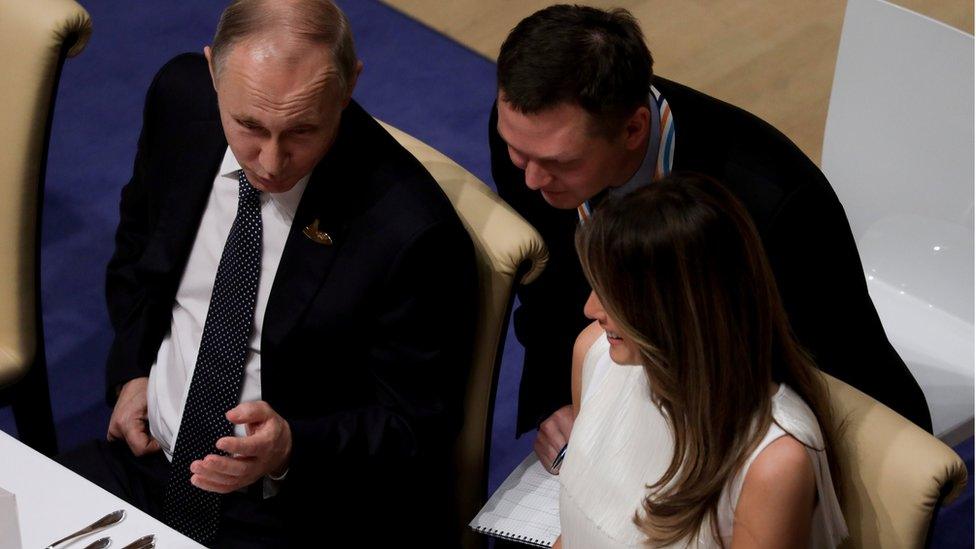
top-left (303, 219), bottom-right (333, 245)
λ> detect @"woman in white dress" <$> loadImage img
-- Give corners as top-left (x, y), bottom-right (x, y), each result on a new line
top-left (554, 173), bottom-right (848, 548)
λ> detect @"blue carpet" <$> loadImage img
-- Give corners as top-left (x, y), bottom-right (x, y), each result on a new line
top-left (0, 0), bottom-right (966, 544)
top-left (931, 438), bottom-right (974, 548)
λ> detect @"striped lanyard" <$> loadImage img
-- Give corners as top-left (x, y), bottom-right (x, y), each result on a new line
top-left (577, 85), bottom-right (675, 223)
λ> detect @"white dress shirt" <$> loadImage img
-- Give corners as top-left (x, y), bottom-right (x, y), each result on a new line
top-left (147, 147), bottom-right (309, 462)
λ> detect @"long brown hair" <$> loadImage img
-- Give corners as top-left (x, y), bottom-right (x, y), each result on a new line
top-left (575, 173), bottom-right (840, 546)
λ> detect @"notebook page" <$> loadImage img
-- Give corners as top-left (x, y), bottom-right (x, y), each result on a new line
top-left (469, 453), bottom-right (560, 546)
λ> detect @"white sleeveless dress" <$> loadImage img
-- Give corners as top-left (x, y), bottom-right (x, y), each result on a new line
top-left (558, 333), bottom-right (848, 548)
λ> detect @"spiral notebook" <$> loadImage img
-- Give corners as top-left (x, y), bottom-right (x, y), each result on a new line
top-left (469, 453), bottom-right (561, 547)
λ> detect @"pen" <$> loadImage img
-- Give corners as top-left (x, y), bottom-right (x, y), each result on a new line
top-left (550, 444), bottom-right (568, 472)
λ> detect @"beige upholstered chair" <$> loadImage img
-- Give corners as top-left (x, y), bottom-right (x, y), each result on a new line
top-left (825, 374), bottom-right (968, 548)
top-left (0, 0), bottom-right (91, 454)
top-left (375, 123), bottom-right (968, 548)
top-left (379, 122), bottom-right (548, 548)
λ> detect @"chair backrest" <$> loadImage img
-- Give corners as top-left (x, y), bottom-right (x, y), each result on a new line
top-left (379, 121), bottom-right (547, 548)
top-left (821, 0), bottom-right (974, 439)
top-left (0, 0), bottom-right (90, 387)
top-left (824, 373), bottom-right (968, 548)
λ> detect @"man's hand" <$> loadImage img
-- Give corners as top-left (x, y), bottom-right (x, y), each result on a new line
top-left (189, 401), bottom-right (292, 494)
top-left (107, 377), bottom-right (160, 456)
top-left (534, 405), bottom-right (574, 475)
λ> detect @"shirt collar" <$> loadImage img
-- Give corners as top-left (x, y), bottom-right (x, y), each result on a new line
top-left (608, 92), bottom-right (660, 202)
top-left (219, 147), bottom-right (310, 221)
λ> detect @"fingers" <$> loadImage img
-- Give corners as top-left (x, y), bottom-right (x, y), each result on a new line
top-left (130, 437), bottom-right (161, 457)
top-left (118, 377), bottom-right (149, 399)
top-left (535, 406), bottom-right (576, 475)
top-left (124, 427), bottom-right (150, 456)
top-left (193, 455), bottom-right (250, 483)
top-left (190, 472), bottom-right (239, 494)
top-left (198, 454), bottom-right (250, 478)
top-left (551, 405), bottom-right (575, 433)
top-left (539, 416), bottom-right (568, 453)
top-left (124, 419), bottom-right (159, 456)
top-left (108, 377), bottom-right (150, 445)
top-left (107, 400), bottom-right (137, 441)
top-left (107, 418), bottom-right (123, 441)
top-left (533, 436), bottom-right (558, 473)
top-left (190, 454), bottom-right (257, 494)
top-left (534, 429), bottom-right (563, 474)
top-left (226, 401), bottom-right (272, 425)
top-left (144, 437), bottom-right (161, 454)
top-left (218, 403), bottom-right (285, 457)
top-left (216, 434), bottom-right (262, 457)
top-left (110, 414), bottom-right (160, 455)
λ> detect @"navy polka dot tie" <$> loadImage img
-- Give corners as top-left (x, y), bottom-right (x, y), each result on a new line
top-left (163, 170), bottom-right (262, 543)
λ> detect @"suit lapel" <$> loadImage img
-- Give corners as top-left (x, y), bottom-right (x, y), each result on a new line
top-left (262, 117), bottom-right (361, 349)
top-left (141, 120), bottom-right (227, 290)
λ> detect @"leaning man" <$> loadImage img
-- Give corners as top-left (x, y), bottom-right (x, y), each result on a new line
top-left (62, 1), bottom-right (476, 546)
top-left (489, 5), bottom-right (931, 470)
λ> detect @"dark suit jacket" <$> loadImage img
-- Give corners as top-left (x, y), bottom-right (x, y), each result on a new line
top-left (105, 53), bottom-right (476, 545)
top-left (491, 76), bottom-right (932, 435)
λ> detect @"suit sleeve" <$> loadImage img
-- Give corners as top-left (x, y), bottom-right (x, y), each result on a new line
top-left (764, 182), bottom-right (932, 431)
top-left (284, 219), bottom-right (477, 474)
top-left (103, 67), bottom-right (163, 404)
top-left (489, 104), bottom-right (590, 433)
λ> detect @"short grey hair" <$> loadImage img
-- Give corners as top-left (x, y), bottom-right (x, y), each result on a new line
top-left (211, 0), bottom-right (358, 92)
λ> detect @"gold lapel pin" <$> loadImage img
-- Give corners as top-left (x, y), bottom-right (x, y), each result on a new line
top-left (303, 219), bottom-right (333, 246)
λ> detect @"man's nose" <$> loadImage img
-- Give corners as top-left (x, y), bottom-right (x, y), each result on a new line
top-left (259, 140), bottom-right (287, 178)
top-left (524, 161), bottom-right (553, 191)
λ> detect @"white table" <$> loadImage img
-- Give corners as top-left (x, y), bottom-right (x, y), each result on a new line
top-left (0, 429), bottom-right (203, 548)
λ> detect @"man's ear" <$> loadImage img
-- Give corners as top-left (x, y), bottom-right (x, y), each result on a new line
top-left (341, 60), bottom-right (364, 108)
top-left (623, 105), bottom-right (651, 151)
top-left (204, 45), bottom-right (218, 92)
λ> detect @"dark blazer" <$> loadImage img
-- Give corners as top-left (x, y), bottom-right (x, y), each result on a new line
top-left (105, 53), bottom-right (476, 544)
top-left (490, 76), bottom-right (932, 435)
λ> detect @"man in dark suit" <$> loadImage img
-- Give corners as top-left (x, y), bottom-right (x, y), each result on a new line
top-left (490, 5), bottom-right (932, 470)
top-left (67, 1), bottom-right (475, 546)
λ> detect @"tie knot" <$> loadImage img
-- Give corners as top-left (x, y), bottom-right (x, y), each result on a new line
top-left (237, 169), bottom-right (262, 200)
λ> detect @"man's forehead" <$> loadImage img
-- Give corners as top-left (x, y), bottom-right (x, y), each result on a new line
top-left (218, 65), bottom-right (339, 129)
top-left (232, 111), bottom-right (321, 127)
top-left (497, 98), bottom-right (593, 159)
top-left (225, 34), bottom-right (337, 76)
top-left (218, 42), bottom-right (341, 103)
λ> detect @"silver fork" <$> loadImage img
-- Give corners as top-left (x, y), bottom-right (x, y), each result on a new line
top-left (44, 510), bottom-right (125, 549)
top-left (120, 534), bottom-right (156, 549)
top-left (81, 537), bottom-right (112, 549)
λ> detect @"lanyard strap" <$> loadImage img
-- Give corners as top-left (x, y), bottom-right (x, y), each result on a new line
top-left (578, 85), bottom-right (674, 224)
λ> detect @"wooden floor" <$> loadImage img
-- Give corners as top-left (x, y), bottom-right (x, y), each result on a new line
top-left (381, 0), bottom-right (972, 164)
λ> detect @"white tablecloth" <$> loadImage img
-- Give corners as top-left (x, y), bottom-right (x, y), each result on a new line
top-left (0, 429), bottom-right (203, 548)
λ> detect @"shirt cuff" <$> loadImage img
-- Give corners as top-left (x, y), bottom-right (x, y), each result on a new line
top-left (268, 467), bottom-right (289, 481)
top-left (262, 468), bottom-right (288, 499)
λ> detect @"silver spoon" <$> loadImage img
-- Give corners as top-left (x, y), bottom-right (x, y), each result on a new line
top-left (44, 509), bottom-right (125, 548)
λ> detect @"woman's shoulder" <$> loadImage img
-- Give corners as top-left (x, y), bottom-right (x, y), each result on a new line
top-left (724, 384), bottom-right (824, 513)
top-left (572, 321), bottom-right (611, 412)
top-left (732, 434), bottom-right (817, 546)
top-left (747, 434), bottom-right (816, 489)
top-left (574, 321), bottom-right (605, 364)
top-left (772, 384), bottom-right (826, 450)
